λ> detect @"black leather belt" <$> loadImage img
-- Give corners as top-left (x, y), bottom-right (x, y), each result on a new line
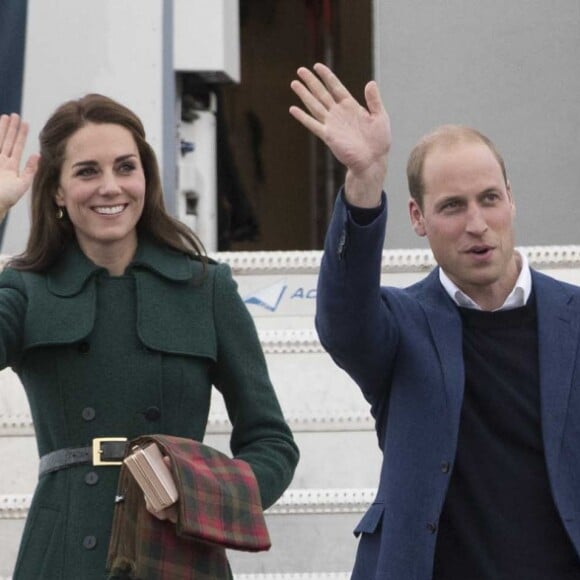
top-left (39, 438), bottom-right (128, 476)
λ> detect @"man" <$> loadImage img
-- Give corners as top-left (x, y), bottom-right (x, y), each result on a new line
top-left (290, 63), bottom-right (580, 579)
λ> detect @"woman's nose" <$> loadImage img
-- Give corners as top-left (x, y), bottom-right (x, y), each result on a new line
top-left (98, 171), bottom-right (122, 195)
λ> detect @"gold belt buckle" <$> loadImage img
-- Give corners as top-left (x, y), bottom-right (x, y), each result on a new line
top-left (92, 437), bottom-right (128, 466)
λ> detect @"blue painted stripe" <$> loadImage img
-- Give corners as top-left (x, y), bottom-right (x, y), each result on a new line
top-left (0, 0), bottom-right (28, 245)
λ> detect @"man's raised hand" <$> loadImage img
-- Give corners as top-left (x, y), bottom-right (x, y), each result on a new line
top-left (289, 63), bottom-right (391, 207)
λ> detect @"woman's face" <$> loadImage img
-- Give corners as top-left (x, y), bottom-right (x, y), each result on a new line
top-left (56, 122), bottom-right (146, 263)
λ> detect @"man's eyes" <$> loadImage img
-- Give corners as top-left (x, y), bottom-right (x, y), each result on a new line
top-left (439, 193), bottom-right (501, 212)
top-left (440, 200), bottom-right (462, 212)
top-left (481, 192), bottom-right (500, 204)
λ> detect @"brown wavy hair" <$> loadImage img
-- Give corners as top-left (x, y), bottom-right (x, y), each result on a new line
top-left (406, 125), bottom-right (508, 210)
top-left (9, 94), bottom-right (205, 271)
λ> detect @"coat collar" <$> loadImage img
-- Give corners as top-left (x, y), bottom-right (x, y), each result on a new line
top-left (130, 238), bottom-right (193, 282)
top-left (47, 238), bottom-right (193, 297)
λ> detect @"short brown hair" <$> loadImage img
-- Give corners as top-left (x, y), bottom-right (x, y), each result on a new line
top-left (406, 125), bottom-right (508, 208)
top-left (10, 94), bottom-right (205, 271)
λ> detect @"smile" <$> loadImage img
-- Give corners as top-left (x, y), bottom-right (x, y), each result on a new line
top-left (93, 204), bottom-right (127, 216)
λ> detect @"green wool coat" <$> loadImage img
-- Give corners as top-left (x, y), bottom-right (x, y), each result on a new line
top-left (0, 239), bottom-right (299, 580)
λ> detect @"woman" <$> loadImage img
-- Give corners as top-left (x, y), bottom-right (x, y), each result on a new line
top-left (0, 96), bottom-right (298, 579)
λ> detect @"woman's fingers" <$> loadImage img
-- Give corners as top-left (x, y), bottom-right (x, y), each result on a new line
top-left (144, 495), bottom-right (167, 520)
top-left (0, 115), bottom-right (9, 150)
top-left (0, 114), bottom-right (25, 158)
top-left (10, 118), bottom-right (30, 165)
top-left (144, 495), bottom-right (178, 524)
top-left (22, 154), bottom-right (40, 183)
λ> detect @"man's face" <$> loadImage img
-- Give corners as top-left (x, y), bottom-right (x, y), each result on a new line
top-left (409, 140), bottom-right (518, 307)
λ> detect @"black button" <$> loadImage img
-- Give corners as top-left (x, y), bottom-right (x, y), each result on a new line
top-left (144, 406), bottom-right (161, 421)
top-left (78, 341), bottom-right (90, 354)
top-left (85, 471), bottom-right (99, 486)
top-left (440, 461), bottom-right (450, 473)
top-left (426, 522), bottom-right (437, 534)
top-left (83, 535), bottom-right (97, 550)
top-left (81, 407), bottom-right (96, 421)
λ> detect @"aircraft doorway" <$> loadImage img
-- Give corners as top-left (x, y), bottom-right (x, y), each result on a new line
top-left (216, 0), bottom-right (373, 251)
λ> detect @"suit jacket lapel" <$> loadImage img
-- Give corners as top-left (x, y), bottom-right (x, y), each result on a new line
top-left (416, 270), bottom-right (465, 433)
top-left (534, 271), bottom-right (580, 472)
top-left (411, 268), bottom-right (580, 459)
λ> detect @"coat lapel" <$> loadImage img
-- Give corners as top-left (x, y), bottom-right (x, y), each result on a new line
top-left (415, 270), bottom-right (465, 431)
top-left (534, 271), bottom-right (580, 472)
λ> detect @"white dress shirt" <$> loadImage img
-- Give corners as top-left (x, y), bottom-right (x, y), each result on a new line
top-left (438, 250), bottom-right (532, 311)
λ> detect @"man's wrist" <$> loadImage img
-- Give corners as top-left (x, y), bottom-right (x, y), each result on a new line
top-left (344, 161), bottom-right (387, 208)
top-left (346, 192), bottom-right (385, 226)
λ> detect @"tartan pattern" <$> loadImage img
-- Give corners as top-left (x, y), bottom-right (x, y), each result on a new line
top-left (107, 435), bottom-right (271, 579)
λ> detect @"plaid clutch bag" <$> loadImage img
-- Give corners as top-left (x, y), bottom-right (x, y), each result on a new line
top-left (107, 435), bottom-right (271, 580)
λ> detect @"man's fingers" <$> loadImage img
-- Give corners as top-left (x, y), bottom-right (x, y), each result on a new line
top-left (288, 105), bottom-right (325, 141)
top-left (364, 81), bottom-right (386, 117)
top-left (312, 62), bottom-right (352, 102)
top-left (297, 62), bottom-right (356, 108)
top-left (290, 79), bottom-right (329, 121)
top-left (296, 67), bottom-right (335, 110)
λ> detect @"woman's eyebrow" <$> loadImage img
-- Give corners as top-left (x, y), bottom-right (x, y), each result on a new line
top-left (71, 153), bottom-right (137, 169)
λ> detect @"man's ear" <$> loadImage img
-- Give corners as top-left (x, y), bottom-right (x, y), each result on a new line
top-left (506, 180), bottom-right (516, 218)
top-left (409, 198), bottom-right (427, 237)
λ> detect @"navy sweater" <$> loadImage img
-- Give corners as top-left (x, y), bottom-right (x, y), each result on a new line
top-left (433, 296), bottom-right (580, 579)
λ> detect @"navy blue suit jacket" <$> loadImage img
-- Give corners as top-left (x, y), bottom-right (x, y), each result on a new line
top-left (316, 192), bottom-right (580, 580)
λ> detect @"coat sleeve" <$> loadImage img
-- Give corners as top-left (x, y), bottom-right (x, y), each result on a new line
top-left (0, 268), bottom-right (26, 369)
top-left (315, 190), bottom-right (400, 409)
top-left (211, 262), bottom-right (299, 509)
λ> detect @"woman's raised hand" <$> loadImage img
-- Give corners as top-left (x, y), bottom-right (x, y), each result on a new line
top-left (0, 114), bottom-right (40, 219)
top-left (289, 63), bottom-right (391, 207)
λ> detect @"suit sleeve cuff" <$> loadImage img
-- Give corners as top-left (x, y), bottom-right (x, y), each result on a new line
top-left (341, 189), bottom-right (386, 226)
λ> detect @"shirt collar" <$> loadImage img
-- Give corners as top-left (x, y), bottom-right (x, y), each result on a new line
top-left (439, 250), bottom-right (532, 311)
top-left (47, 237), bottom-right (193, 296)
